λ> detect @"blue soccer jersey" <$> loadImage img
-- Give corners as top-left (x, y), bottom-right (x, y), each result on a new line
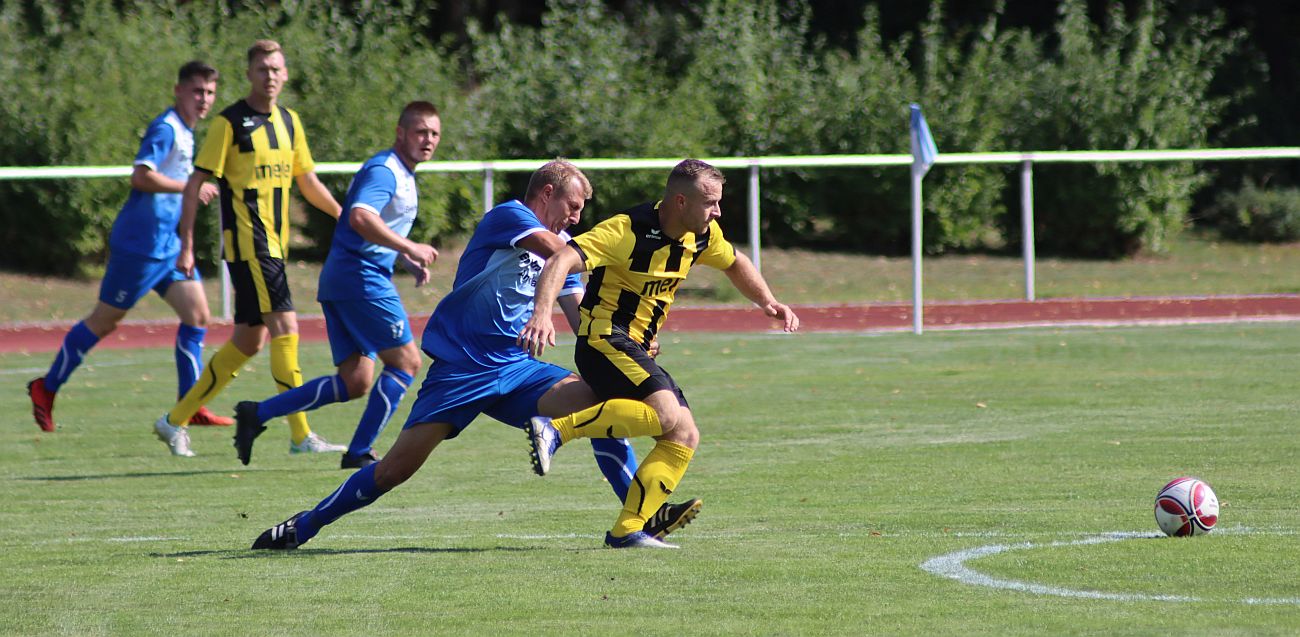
top-left (108, 108), bottom-right (195, 259)
top-left (421, 200), bottom-right (583, 370)
top-left (319, 149), bottom-right (418, 301)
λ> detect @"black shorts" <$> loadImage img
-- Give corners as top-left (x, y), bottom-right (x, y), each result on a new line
top-left (226, 257), bottom-right (294, 326)
top-left (575, 332), bottom-right (688, 408)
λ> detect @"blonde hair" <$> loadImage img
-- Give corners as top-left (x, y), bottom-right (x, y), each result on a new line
top-left (247, 39), bottom-right (283, 65)
top-left (526, 158), bottom-right (592, 200)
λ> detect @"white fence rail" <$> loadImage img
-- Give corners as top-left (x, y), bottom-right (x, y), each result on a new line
top-left (5, 148), bottom-right (1299, 330)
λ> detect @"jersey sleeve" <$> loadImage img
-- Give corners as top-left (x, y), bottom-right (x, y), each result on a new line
top-left (290, 110), bottom-right (315, 176)
top-left (570, 214), bottom-right (631, 270)
top-left (193, 116), bottom-right (231, 177)
top-left (695, 220), bottom-right (738, 270)
top-left (133, 119), bottom-right (175, 171)
top-left (350, 165), bottom-right (397, 215)
top-left (492, 205), bottom-right (546, 249)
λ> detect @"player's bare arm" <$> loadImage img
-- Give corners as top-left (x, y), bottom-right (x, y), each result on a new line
top-left (350, 207), bottom-right (438, 267)
top-left (557, 291), bottom-right (583, 335)
top-left (723, 251), bottom-right (800, 332)
top-left (396, 253), bottom-right (431, 287)
top-left (351, 206), bottom-right (437, 287)
top-left (295, 171), bottom-right (342, 219)
top-left (518, 245), bottom-right (585, 357)
top-left (175, 170), bottom-right (214, 277)
top-left (516, 230), bottom-right (569, 259)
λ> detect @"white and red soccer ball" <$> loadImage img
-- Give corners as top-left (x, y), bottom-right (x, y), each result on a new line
top-left (1154, 477), bottom-right (1219, 537)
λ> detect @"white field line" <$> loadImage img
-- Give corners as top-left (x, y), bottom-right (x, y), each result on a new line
top-left (0, 359), bottom-right (164, 377)
top-left (920, 529), bottom-right (1300, 605)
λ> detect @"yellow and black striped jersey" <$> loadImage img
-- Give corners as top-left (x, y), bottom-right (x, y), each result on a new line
top-left (194, 100), bottom-right (315, 262)
top-left (570, 201), bottom-right (736, 346)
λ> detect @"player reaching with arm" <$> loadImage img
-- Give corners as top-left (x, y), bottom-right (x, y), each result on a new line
top-left (251, 160), bottom-right (700, 550)
top-left (154, 39), bottom-right (345, 457)
top-left (231, 101), bottom-right (441, 468)
top-left (26, 61), bottom-right (234, 432)
top-left (519, 159), bottom-right (799, 549)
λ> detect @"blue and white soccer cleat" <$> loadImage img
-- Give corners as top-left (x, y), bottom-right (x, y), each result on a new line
top-left (604, 530), bottom-right (679, 549)
top-left (527, 416), bottom-right (561, 476)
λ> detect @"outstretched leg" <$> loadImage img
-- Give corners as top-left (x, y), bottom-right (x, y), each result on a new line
top-left (252, 421), bottom-right (451, 550)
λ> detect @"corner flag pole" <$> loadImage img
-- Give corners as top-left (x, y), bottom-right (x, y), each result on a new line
top-left (909, 104), bottom-right (937, 335)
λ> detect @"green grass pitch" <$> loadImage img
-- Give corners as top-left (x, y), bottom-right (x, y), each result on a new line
top-left (3, 326), bottom-right (1299, 635)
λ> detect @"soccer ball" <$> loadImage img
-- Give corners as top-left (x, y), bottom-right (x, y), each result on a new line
top-left (1154, 477), bottom-right (1219, 537)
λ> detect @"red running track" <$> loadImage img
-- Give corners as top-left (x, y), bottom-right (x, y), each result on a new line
top-left (5, 295), bottom-right (1300, 354)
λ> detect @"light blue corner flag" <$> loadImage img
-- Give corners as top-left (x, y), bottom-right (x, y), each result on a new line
top-left (910, 103), bottom-right (938, 177)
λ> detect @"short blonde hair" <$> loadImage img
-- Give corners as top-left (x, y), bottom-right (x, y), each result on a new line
top-left (247, 39), bottom-right (283, 65)
top-left (526, 158), bottom-right (592, 200)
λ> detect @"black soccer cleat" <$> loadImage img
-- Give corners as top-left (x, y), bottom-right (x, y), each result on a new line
top-left (251, 511), bottom-right (309, 550)
top-left (232, 401), bottom-right (267, 466)
top-left (340, 450), bottom-right (380, 470)
top-left (604, 530), bottom-right (678, 549)
top-left (642, 498), bottom-right (703, 540)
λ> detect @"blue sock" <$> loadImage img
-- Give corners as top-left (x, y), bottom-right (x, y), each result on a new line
top-left (347, 367), bottom-right (413, 456)
top-left (590, 437), bottom-right (638, 501)
top-left (174, 324), bottom-right (206, 398)
top-left (296, 463), bottom-right (389, 542)
top-left (255, 375), bottom-right (346, 424)
top-left (45, 321), bottom-right (100, 393)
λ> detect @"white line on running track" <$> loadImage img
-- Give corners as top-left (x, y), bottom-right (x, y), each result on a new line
top-left (919, 530), bottom-right (1300, 605)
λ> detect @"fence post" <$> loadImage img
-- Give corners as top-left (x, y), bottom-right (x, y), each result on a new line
top-left (748, 162), bottom-right (761, 272)
top-left (1021, 160), bottom-right (1035, 301)
top-left (482, 166), bottom-right (495, 214)
top-left (911, 168), bottom-right (924, 334)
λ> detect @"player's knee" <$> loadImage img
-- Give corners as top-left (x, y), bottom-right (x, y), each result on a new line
top-left (341, 372), bottom-right (372, 400)
top-left (186, 310), bottom-right (211, 329)
top-left (660, 420), bottom-right (699, 449)
top-left (655, 405), bottom-right (699, 448)
top-left (394, 351), bottom-right (422, 378)
top-left (373, 457), bottom-right (415, 490)
top-left (379, 345), bottom-right (422, 379)
top-left (84, 316), bottom-right (121, 338)
top-left (84, 307), bottom-right (126, 337)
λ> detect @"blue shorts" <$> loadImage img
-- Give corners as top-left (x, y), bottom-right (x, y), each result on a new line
top-left (320, 297), bottom-right (413, 366)
top-left (99, 253), bottom-right (200, 310)
top-left (403, 357), bottom-right (573, 440)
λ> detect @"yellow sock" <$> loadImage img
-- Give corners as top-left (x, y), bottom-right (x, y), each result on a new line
top-left (552, 399), bottom-right (661, 444)
top-left (270, 334), bottom-right (311, 444)
top-left (611, 440), bottom-right (694, 537)
top-left (168, 342), bottom-right (249, 425)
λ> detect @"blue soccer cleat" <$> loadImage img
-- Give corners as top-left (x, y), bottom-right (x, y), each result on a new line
top-left (527, 416), bottom-right (561, 476)
top-left (604, 530), bottom-right (679, 549)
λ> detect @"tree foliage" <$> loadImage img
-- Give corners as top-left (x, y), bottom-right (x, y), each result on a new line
top-left (0, 0), bottom-right (1249, 275)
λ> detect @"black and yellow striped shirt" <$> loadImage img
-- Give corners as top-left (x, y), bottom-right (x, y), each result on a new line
top-left (570, 201), bottom-right (736, 346)
top-left (194, 99), bottom-right (315, 262)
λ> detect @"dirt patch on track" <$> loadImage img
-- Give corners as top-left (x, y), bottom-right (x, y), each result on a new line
top-left (4, 295), bottom-right (1300, 354)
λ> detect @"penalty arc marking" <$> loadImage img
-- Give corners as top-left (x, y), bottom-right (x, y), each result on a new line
top-left (919, 531), bottom-right (1300, 606)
